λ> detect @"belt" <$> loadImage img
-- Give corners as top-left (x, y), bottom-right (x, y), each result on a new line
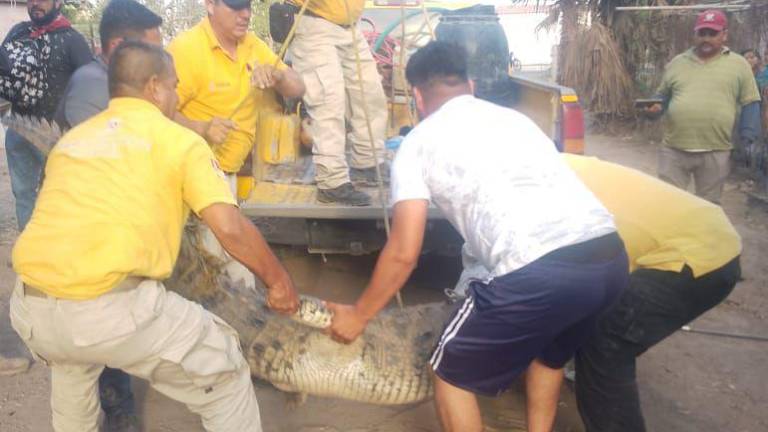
top-left (23, 276), bottom-right (144, 299)
top-left (302, 8), bottom-right (353, 29)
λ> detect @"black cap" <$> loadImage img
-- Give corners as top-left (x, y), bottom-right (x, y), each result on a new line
top-left (222, 0), bottom-right (252, 10)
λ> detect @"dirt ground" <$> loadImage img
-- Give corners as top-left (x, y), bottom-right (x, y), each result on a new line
top-left (1, 129), bottom-right (767, 432)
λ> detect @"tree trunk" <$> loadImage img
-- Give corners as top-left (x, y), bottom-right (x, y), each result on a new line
top-left (558, 0), bottom-right (579, 84)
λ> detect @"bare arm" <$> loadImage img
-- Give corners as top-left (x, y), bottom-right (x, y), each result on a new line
top-left (173, 111), bottom-right (206, 137)
top-left (327, 200), bottom-right (429, 343)
top-left (173, 112), bottom-right (235, 145)
top-left (251, 65), bottom-right (305, 99)
top-left (199, 203), bottom-right (299, 314)
top-left (274, 67), bottom-right (305, 98)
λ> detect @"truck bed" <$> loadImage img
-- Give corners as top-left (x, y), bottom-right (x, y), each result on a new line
top-left (241, 154), bottom-right (444, 219)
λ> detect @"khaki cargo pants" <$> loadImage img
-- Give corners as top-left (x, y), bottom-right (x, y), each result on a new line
top-left (290, 15), bottom-right (388, 189)
top-left (9, 278), bottom-right (262, 432)
top-left (658, 146), bottom-right (731, 204)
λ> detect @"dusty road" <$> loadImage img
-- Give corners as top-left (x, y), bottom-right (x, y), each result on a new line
top-left (1, 129), bottom-right (766, 431)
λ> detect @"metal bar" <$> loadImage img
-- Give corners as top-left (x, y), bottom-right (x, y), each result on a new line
top-left (680, 325), bottom-right (768, 342)
top-left (616, 5), bottom-right (751, 12)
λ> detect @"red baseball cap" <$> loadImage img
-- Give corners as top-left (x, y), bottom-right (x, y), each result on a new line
top-left (695, 9), bottom-right (728, 32)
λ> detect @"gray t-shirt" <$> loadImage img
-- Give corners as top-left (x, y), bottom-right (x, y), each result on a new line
top-left (54, 56), bottom-right (108, 129)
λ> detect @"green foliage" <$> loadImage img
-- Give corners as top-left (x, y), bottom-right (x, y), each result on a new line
top-left (62, 0), bottom-right (273, 47)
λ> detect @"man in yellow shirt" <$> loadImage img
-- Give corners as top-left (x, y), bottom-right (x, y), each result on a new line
top-left (168, 0), bottom-right (304, 296)
top-left (168, 0), bottom-right (304, 183)
top-left (563, 155), bottom-right (741, 432)
top-left (10, 41), bottom-right (299, 432)
top-left (289, 0), bottom-right (388, 205)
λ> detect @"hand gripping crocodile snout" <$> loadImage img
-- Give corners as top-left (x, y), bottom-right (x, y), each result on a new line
top-left (166, 223), bottom-right (456, 405)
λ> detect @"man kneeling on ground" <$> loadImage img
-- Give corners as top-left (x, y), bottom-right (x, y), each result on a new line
top-left (10, 41), bottom-right (299, 432)
top-left (326, 41), bottom-right (630, 432)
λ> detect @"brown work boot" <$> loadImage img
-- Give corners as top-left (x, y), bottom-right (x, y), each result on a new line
top-left (103, 412), bottom-right (140, 432)
top-left (0, 355), bottom-right (30, 377)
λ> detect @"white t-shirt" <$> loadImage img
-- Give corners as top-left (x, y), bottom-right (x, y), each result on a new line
top-left (391, 95), bottom-right (616, 278)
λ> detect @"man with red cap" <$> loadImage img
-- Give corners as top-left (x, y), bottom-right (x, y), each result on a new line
top-left (646, 9), bottom-right (761, 204)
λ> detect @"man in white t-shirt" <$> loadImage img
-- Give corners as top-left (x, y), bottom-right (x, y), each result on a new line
top-left (326, 41), bottom-right (630, 432)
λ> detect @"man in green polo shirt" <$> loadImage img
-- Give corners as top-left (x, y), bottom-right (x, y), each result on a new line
top-left (647, 9), bottom-right (761, 203)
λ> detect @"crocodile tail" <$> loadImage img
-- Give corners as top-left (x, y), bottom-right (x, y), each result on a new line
top-left (1, 113), bottom-right (61, 156)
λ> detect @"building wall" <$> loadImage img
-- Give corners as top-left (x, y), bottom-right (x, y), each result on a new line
top-left (1, 3), bottom-right (28, 40)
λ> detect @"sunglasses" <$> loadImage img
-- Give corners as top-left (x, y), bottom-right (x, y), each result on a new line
top-left (697, 28), bottom-right (721, 38)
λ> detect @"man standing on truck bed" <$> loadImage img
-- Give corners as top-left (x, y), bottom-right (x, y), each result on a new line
top-left (647, 9), bottom-right (761, 204)
top-left (289, 0), bottom-right (389, 206)
top-left (325, 41), bottom-right (629, 432)
top-left (10, 41), bottom-right (299, 432)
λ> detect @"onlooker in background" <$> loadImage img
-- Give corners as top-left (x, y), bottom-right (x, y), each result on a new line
top-left (289, 0), bottom-right (389, 205)
top-left (646, 9), bottom-right (761, 203)
top-left (56, 0), bottom-right (162, 130)
top-left (741, 48), bottom-right (768, 93)
top-left (54, 3), bottom-right (163, 429)
top-left (740, 48), bottom-right (768, 136)
top-left (0, 0), bottom-right (91, 229)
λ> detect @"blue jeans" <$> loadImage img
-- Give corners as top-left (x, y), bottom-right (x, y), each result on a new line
top-left (99, 367), bottom-right (136, 417)
top-left (5, 128), bottom-right (44, 230)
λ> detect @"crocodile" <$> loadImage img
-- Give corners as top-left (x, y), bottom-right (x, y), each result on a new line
top-left (165, 223), bottom-right (457, 405)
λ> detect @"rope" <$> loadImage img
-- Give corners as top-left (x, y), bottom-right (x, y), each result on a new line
top-left (227, 0), bottom-right (313, 120)
top-left (343, 0), bottom-right (404, 309)
top-left (397, 5), bottom-right (415, 126)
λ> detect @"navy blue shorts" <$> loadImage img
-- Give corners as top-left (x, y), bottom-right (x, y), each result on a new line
top-left (430, 232), bottom-right (629, 397)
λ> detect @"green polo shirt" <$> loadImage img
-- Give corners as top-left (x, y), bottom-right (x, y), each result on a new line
top-left (657, 48), bottom-right (760, 151)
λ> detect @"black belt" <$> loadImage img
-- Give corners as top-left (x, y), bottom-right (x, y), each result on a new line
top-left (300, 7), bottom-right (353, 29)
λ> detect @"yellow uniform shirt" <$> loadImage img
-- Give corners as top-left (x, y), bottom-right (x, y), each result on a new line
top-left (565, 154), bottom-right (741, 277)
top-left (168, 18), bottom-right (287, 173)
top-left (12, 98), bottom-right (236, 300)
top-left (294, 0), bottom-right (365, 26)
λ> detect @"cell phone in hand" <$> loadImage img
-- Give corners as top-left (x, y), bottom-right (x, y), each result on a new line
top-left (634, 98), bottom-right (664, 109)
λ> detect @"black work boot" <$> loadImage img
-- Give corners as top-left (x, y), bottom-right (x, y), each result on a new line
top-left (103, 412), bottom-right (140, 432)
top-left (350, 163), bottom-right (390, 186)
top-left (317, 183), bottom-right (371, 206)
